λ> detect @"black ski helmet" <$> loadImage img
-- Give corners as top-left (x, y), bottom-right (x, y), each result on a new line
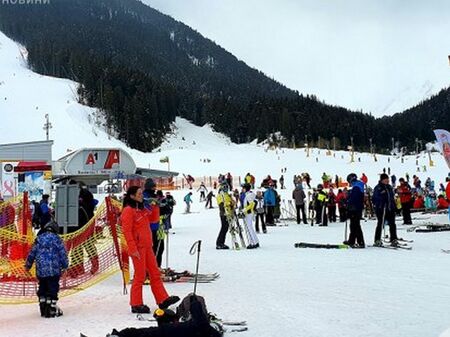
top-left (44, 221), bottom-right (59, 233)
top-left (346, 173), bottom-right (357, 184)
top-left (144, 178), bottom-right (156, 191)
top-left (242, 183), bottom-right (251, 191)
top-left (154, 308), bottom-right (178, 326)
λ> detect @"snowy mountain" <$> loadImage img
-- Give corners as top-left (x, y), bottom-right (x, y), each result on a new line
top-left (3, 29), bottom-right (450, 337)
top-left (1, 30), bottom-right (449, 185)
top-left (372, 81), bottom-right (435, 116)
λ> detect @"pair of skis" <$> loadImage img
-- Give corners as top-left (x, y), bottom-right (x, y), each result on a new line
top-left (136, 314), bottom-right (248, 332)
top-left (227, 213), bottom-right (247, 250)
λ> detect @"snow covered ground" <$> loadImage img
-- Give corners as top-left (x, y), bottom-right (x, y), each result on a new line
top-left (2, 30), bottom-right (450, 337)
top-left (1, 190), bottom-right (450, 337)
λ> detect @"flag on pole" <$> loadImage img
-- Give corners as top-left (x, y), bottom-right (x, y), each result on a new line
top-left (159, 156), bottom-right (169, 163)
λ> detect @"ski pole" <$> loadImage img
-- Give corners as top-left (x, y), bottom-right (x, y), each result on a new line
top-left (344, 218), bottom-right (348, 241)
top-left (382, 206), bottom-right (387, 239)
top-left (189, 240), bottom-right (202, 295)
top-left (165, 229), bottom-right (169, 270)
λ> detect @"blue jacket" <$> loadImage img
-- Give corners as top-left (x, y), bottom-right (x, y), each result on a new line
top-left (347, 180), bottom-right (365, 214)
top-left (25, 231), bottom-right (68, 278)
top-left (264, 188), bottom-right (276, 206)
top-left (184, 194), bottom-right (192, 203)
top-left (39, 201), bottom-right (51, 227)
top-left (372, 182), bottom-right (396, 212)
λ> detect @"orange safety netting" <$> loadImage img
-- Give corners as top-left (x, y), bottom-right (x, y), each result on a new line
top-left (0, 194), bottom-right (128, 304)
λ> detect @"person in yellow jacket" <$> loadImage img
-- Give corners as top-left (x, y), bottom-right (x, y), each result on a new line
top-left (216, 183), bottom-right (235, 249)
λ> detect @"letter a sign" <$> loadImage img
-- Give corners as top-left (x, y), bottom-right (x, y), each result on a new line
top-left (104, 150), bottom-right (120, 169)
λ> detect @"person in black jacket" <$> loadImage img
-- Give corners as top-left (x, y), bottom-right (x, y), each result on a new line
top-left (372, 173), bottom-right (399, 247)
top-left (343, 173), bottom-right (365, 248)
top-left (108, 296), bottom-right (222, 337)
top-left (68, 186), bottom-right (99, 277)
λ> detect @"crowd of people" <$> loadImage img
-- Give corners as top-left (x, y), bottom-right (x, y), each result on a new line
top-left (4, 169), bottom-right (448, 324)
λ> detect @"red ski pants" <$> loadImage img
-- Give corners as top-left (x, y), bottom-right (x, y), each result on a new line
top-left (130, 247), bottom-right (168, 306)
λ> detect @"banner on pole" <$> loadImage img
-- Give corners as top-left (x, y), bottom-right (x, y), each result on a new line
top-left (433, 129), bottom-right (450, 169)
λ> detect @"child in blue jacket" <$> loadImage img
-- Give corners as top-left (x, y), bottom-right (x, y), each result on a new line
top-left (25, 221), bottom-right (68, 318)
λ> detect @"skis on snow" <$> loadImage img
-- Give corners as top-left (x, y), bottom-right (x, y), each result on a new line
top-left (294, 242), bottom-right (349, 249)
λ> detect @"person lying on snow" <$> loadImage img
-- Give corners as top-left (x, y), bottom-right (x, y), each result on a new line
top-left (107, 294), bottom-right (222, 337)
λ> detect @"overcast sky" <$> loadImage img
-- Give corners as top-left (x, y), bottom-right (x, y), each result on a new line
top-left (142, 0), bottom-right (450, 116)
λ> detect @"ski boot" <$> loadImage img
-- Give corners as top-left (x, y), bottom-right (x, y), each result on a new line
top-left (49, 299), bottom-right (63, 317)
top-left (390, 239), bottom-right (399, 247)
top-left (159, 296), bottom-right (180, 309)
top-left (373, 240), bottom-right (383, 247)
top-left (131, 304), bottom-right (151, 314)
top-left (39, 297), bottom-right (46, 317)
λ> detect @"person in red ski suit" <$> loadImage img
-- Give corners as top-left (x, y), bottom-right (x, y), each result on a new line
top-left (120, 186), bottom-right (179, 314)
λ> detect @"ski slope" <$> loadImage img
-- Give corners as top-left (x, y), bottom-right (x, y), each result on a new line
top-left (2, 31), bottom-right (450, 337)
top-left (2, 190), bottom-right (450, 337)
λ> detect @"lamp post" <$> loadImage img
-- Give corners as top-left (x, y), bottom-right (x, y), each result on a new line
top-left (43, 114), bottom-right (52, 141)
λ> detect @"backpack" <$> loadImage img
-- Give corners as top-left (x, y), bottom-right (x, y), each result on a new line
top-left (177, 294), bottom-right (208, 322)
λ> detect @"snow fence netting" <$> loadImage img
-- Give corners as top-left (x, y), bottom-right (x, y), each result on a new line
top-left (0, 195), bottom-right (128, 304)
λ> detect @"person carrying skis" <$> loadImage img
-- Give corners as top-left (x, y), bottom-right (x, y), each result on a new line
top-left (184, 192), bottom-right (193, 213)
top-left (254, 190), bottom-right (266, 233)
top-left (241, 183), bottom-right (260, 249)
top-left (197, 182), bottom-right (208, 202)
top-left (216, 183), bottom-right (234, 249)
top-left (25, 221), bottom-right (68, 318)
top-left (397, 178), bottom-right (413, 225)
top-left (343, 173), bottom-right (365, 248)
top-left (121, 186), bottom-right (179, 313)
top-left (292, 184), bottom-right (307, 224)
top-left (205, 191), bottom-right (215, 209)
top-left (314, 184), bottom-right (328, 226)
top-left (372, 173), bottom-right (400, 246)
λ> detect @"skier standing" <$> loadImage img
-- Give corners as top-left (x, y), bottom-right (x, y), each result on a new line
top-left (184, 192), bottom-right (193, 213)
top-left (343, 173), bottom-right (365, 248)
top-left (216, 183), bottom-right (234, 249)
top-left (164, 192), bottom-right (176, 230)
top-left (397, 178), bottom-right (413, 224)
top-left (205, 191), bottom-right (214, 209)
top-left (372, 173), bottom-right (399, 246)
top-left (336, 188), bottom-right (347, 222)
top-left (241, 183), bottom-right (260, 248)
top-left (254, 190), bottom-right (266, 233)
top-left (292, 184), bottom-right (307, 224)
top-left (263, 183), bottom-right (276, 226)
top-left (121, 186), bottom-right (179, 313)
top-left (279, 175), bottom-right (285, 189)
top-left (314, 184), bottom-right (328, 226)
top-left (25, 221), bottom-right (68, 318)
top-left (197, 182), bottom-right (208, 202)
top-left (327, 189), bottom-right (337, 223)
